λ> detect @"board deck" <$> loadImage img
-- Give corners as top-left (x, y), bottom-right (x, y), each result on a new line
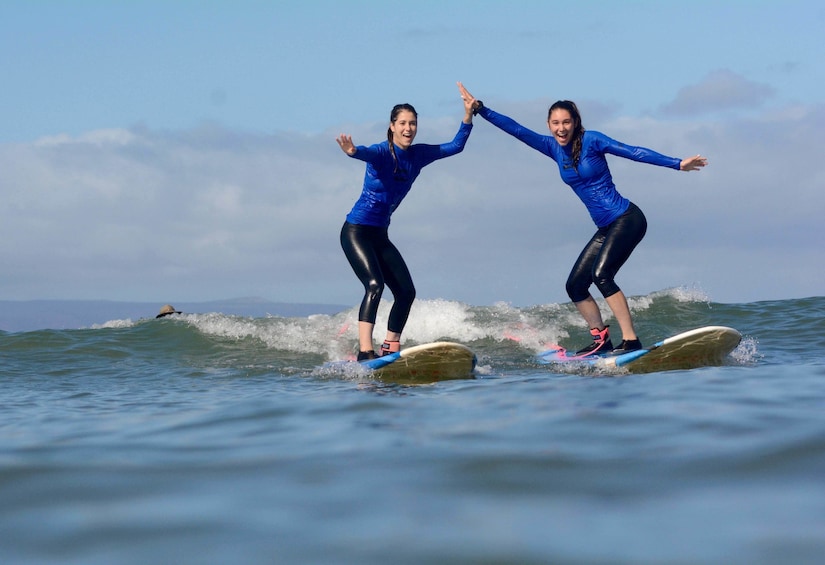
top-left (537, 326), bottom-right (742, 374)
top-left (360, 341), bottom-right (477, 384)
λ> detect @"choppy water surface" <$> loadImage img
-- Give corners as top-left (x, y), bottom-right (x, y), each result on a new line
top-left (1, 290), bottom-right (824, 564)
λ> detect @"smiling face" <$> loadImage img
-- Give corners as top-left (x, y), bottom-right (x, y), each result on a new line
top-left (390, 110), bottom-right (417, 149)
top-left (547, 108), bottom-right (576, 146)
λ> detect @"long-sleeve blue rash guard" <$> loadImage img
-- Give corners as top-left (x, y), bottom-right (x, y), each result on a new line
top-left (345, 121), bottom-right (473, 228)
top-left (477, 106), bottom-right (681, 228)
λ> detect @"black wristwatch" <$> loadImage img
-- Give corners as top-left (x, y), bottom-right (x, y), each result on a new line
top-left (473, 100), bottom-right (484, 116)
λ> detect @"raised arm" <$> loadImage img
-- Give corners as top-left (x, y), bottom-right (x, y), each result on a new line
top-left (458, 82), bottom-right (552, 157)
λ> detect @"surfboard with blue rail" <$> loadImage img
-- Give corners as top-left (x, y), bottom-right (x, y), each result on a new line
top-left (358, 341), bottom-right (477, 384)
top-left (537, 326), bottom-right (741, 373)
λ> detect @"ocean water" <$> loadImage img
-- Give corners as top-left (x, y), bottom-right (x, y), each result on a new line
top-left (1, 289), bottom-right (824, 564)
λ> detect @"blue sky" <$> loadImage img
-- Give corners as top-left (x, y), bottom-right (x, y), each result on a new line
top-left (1, 0), bottom-right (823, 308)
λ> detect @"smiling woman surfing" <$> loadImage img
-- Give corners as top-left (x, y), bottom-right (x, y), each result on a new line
top-left (337, 88), bottom-right (475, 360)
top-left (458, 82), bottom-right (707, 356)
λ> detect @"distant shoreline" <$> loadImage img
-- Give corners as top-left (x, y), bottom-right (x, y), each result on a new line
top-left (0, 298), bottom-right (350, 333)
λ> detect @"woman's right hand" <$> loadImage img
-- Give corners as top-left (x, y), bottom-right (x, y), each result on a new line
top-left (680, 155), bottom-right (708, 171)
top-left (336, 134), bottom-right (356, 156)
top-left (457, 82), bottom-right (481, 113)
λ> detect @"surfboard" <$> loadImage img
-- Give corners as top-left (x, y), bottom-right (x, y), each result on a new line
top-left (360, 341), bottom-right (477, 384)
top-left (537, 326), bottom-right (742, 374)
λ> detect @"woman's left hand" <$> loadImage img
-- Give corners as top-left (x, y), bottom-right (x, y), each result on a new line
top-left (680, 155), bottom-right (708, 171)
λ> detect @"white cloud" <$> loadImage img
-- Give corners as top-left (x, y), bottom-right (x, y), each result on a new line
top-left (660, 69), bottom-right (776, 116)
top-left (1, 101), bottom-right (822, 305)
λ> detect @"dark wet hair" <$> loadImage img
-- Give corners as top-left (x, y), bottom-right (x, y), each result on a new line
top-left (388, 103), bottom-right (417, 172)
top-left (548, 100), bottom-right (585, 168)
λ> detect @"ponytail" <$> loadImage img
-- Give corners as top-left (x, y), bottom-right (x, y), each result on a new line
top-left (387, 126), bottom-right (397, 173)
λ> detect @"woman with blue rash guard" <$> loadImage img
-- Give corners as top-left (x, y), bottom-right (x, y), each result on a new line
top-left (458, 82), bottom-right (707, 356)
top-left (337, 86), bottom-right (475, 361)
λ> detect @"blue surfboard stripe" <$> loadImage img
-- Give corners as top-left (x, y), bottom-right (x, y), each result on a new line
top-left (361, 352), bottom-right (402, 370)
top-left (537, 326), bottom-right (741, 371)
top-left (612, 348), bottom-right (652, 367)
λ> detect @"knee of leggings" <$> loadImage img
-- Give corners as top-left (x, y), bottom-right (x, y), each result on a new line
top-left (566, 279), bottom-right (589, 303)
top-left (366, 279), bottom-right (384, 302)
top-left (394, 285), bottom-right (416, 306)
top-left (594, 276), bottom-right (619, 298)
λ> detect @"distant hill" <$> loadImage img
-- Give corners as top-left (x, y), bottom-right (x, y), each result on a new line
top-left (0, 298), bottom-right (349, 332)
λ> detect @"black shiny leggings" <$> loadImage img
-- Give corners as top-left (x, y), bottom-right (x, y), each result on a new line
top-left (340, 222), bottom-right (416, 333)
top-left (566, 202), bottom-right (647, 303)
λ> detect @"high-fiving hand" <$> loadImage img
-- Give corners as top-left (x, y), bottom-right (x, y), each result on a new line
top-left (458, 82), bottom-right (480, 113)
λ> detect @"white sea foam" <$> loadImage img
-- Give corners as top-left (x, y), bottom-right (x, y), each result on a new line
top-left (144, 287), bottom-right (742, 362)
top-left (91, 318), bottom-right (135, 329)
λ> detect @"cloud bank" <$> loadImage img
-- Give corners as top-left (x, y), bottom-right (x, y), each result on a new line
top-left (660, 69), bottom-right (776, 116)
top-left (1, 74), bottom-right (822, 306)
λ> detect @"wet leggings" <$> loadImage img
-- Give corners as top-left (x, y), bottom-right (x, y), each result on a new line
top-left (566, 202), bottom-right (648, 303)
top-left (340, 222), bottom-right (416, 333)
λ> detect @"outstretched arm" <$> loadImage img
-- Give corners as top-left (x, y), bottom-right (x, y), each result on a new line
top-left (680, 155), bottom-right (708, 171)
top-left (458, 81), bottom-right (552, 157)
top-left (336, 134), bottom-right (357, 156)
